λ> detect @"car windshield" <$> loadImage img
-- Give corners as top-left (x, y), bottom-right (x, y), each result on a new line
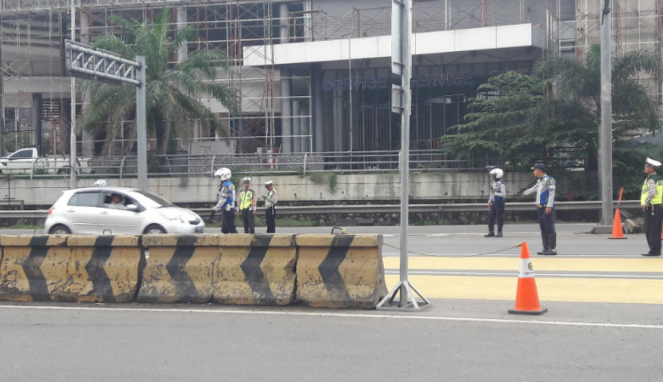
top-left (133, 190), bottom-right (176, 208)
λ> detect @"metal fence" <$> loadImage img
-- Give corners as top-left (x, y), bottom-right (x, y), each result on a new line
top-left (0, 150), bottom-right (481, 179)
top-left (0, 200), bottom-right (642, 218)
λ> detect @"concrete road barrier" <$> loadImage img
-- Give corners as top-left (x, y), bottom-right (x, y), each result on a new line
top-left (138, 234), bottom-right (297, 306)
top-left (0, 235), bottom-right (142, 303)
top-left (0, 233), bottom-right (385, 309)
top-left (295, 234), bottom-right (387, 309)
top-left (216, 235), bottom-right (297, 305)
top-left (138, 235), bottom-right (221, 303)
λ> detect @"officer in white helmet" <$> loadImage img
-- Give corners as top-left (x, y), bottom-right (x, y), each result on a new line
top-left (94, 179), bottom-right (107, 187)
top-left (485, 168), bottom-right (506, 238)
top-left (261, 180), bottom-right (278, 233)
top-left (212, 167), bottom-right (237, 234)
top-left (641, 157), bottom-right (663, 256)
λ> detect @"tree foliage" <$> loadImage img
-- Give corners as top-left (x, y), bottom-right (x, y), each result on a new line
top-left (441, 45), bottom-right (661, 179)
top-left (79, 7), bottom-right (237, 155)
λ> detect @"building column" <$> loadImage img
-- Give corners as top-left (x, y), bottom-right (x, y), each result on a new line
top-left (61, 99), bottom-right (71, 155)
top-left (31, 93), bottom-right (42, 151)
top-left (80, 10), bottom-right (95, 157)
top-left (279, 3), bottom-right (289, 43)
top-left (280, 68), bottom-right (292, 153)
top-left (312, 65), bottom-right (324, 152)
top-left (293, 100), bottom-right (301, 152)
top-left (301, 104), bottom-right (310, 152)
top-left (176, 8), bottom-right (188, 63)
top-left (303, 0), bottom-right (313, 42)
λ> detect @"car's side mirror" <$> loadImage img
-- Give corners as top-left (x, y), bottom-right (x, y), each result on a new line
top-left (126, 204), bottom-right (139, 212)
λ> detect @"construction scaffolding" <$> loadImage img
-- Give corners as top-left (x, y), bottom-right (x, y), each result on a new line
top-left (1, 0), bottom-right (661, 157)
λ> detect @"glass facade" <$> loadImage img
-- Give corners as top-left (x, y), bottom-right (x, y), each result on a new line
top-left (319, 60), bottom-right (533, 152)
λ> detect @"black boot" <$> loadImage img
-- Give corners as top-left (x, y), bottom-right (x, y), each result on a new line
top-left (495, 232), bottom-right (503, 237)
top-left (484, 231), bottom-right (495, 237)
top-left (544, 234), bottom-right (557, 255)
top-left (537, 234), bottom-right (549, 255)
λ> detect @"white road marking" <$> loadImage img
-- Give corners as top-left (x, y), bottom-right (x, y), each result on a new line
top-left (384, 270), bottom-right (663, 279)
top-left (381, 252), bottom-right (639, 258)
top-left (0, 304), bottom-right (661, 330)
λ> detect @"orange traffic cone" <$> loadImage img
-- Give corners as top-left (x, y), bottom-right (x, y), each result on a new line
top-left (508, 242), bottom-right (548, 315)
top-left (609, 208), bottom-right (627, 239)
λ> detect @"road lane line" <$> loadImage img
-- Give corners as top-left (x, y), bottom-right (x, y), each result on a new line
top-left (382, 257), bottom-right (663, 272)
top-left (385, 270), bottom-right (663, 279)
top-left (385, 275), bottom-right (663, 304)
top-left (0, 304), bottom-right (661, 330)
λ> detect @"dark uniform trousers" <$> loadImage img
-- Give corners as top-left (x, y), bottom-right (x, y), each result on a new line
top-left (537, 206), bottom-right (556, 235)
top-left (240, 209), bottom-right (255, 234)
top-left (488, 200), bottom-right (505, 233)
top-left (222, 210), bottom-right (238, 234)
top-left (266, 206), bottom-right (276, 233)
top-left (644, 204), bottom-right (663, 255)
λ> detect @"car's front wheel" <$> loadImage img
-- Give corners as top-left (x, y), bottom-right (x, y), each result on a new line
top-left (144, 224), bottom-right (166, 234)
top-left (49, 224), bottom-right (71, 235)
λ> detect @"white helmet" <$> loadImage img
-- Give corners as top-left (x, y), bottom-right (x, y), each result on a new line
top-left (214, 167), bottom-right (232, 181)
top-left (489, 168), bottom-right (504, 179)
top-left (242, 177), bottom-right (251, 184)
top-left (94, 179), bottom-right (107, 187)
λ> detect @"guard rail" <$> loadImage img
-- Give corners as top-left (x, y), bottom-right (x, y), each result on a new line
top-left (0, 201), bottom-right (642, 220)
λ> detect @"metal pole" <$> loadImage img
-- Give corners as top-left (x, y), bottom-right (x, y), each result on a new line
top-left (69, 1), bottom-right (77, 188)
top-left (377, 0), bottom-right (429, 310)
top-left (600, 0), bottom-right (613, 226)
top-left (136, 56), bottom-right (148, 191)
top-left (398, 0), bottom-right (412, 307)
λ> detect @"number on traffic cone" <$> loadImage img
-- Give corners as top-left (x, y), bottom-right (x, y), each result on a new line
top-left (508, 242), bottom-right (548, 315)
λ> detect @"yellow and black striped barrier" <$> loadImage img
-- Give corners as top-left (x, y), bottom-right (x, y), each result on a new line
top-left (216, 234), bottom-right (297, 306)
top-left (295, 234), bottom-right (387, 309)
top-left (138, 235), bottom-right (220, 303)
top-left (137, 234), bottom-right (297, 306)
top-left (0, 235), bottom-right (142, 303)
top-left (0, 233), bottom-right (386, 309)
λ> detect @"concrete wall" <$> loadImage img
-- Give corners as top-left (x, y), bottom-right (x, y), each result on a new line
top-left (0, 171), bottom-right (535, 207)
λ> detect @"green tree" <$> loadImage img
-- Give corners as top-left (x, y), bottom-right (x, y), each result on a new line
top-left (535, 44), bottom-right (661, 141)
top-left (442, 45), bottom-right (661, 175)
top-left (79, 8), bottom-right (236, 155)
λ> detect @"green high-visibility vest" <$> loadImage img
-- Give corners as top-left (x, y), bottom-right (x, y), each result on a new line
top-left (239, 190), bottom-right (254, 210)
top-left (641, 175), bottom-right (663, 205)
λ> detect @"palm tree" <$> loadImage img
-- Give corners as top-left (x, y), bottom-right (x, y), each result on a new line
top-left (534, 44), bottom-right (661, 143)
top-left (79, 8), bottom-right (236, 155)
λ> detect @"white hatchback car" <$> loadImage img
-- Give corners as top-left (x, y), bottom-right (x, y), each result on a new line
top-left (45, 187), bottom-right (205, 235)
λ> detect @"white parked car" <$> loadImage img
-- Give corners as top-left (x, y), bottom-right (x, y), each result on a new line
top-left (0, 148), bottom-right (91, 174)
top-left (45, 187), bottom-right (205, 235)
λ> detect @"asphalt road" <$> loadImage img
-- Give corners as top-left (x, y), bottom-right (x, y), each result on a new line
top-left (1, 224), bottom-right (662, 381)
top-left (0, 302), bottom-right (661, 382)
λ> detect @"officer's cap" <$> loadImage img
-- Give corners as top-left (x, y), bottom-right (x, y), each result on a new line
top-left (264, 180), bottom-right (274, 186)
top-left (645, 157), bottom-right (662, 167)
top-left (531, 163), bottom-right (546, 171)
top-left (242, 177), bottom-right (251, 184)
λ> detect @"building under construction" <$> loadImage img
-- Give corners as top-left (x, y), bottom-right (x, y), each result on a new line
top-left (0, 0), bottom-right (661, 157)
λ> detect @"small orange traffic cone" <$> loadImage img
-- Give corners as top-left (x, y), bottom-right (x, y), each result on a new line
top-left (508, 242), bottom-right (548, 315)
top-left (608, 208), bottom-right (627, 239)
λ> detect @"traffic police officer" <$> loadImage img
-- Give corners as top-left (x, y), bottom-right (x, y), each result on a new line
top-left (237, 177), bottom-right (257, 234)
top-left (262, 180), bottom-right (278, 233)
top-left (212, 167), bottom-right (237, 234)
top-left (523, 163), bottom-right (557, 255)
top-left (485, 168), bottom-right (506, 237)
top-left (641, 157), bottom-right (662, 257)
